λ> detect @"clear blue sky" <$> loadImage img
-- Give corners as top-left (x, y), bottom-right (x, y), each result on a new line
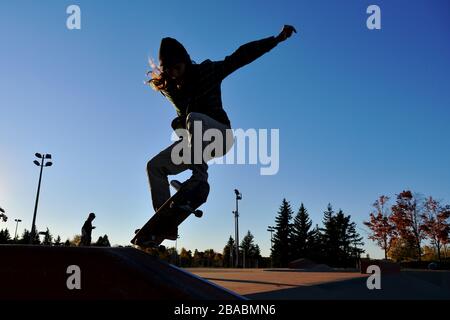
top-left (1, 0), bottom-right (449, 258)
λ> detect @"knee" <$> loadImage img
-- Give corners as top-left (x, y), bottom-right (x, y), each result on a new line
top-left (146, 157), bottom-right (161, 176)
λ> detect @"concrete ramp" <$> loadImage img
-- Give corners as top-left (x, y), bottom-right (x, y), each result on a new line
top-left (0, 245), bottom-right (244, 300)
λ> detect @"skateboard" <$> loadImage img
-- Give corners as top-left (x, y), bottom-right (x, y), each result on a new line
top-left (131, 180), bottom-right (209, 248)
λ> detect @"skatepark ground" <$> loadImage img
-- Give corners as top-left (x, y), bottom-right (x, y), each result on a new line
top-left (187, 268), bottom-right (450, 300)
top-left (1, 245), bottom-right (449, 300)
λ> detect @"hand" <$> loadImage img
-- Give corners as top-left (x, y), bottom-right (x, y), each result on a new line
top-left (276, 25), bottom-right (297, 43)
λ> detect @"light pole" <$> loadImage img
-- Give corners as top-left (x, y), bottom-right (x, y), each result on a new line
top-left (175, 235), bottom-right (180, 265)
top-left (229, 236), bottom-right (234, 268)
top-left (30, 153), bottom-right (53, 244)
top-left (267, 226), bottom-right (275, 268)
top-left (232, 189), bottom-right (242, 268)
top-left (14, 219), bottom-right (22, 240)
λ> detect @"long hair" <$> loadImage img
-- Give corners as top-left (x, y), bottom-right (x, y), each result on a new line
top-left (146, 58), bottom-right (169, 91)
top-left (145, 57), bottom-right (195, 92)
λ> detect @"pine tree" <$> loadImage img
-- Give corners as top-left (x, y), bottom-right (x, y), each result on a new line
top-left (320, 203), bottom-right (337, 264)
top-left (322, 208), bottom-right (365, 267)
top-left (240, 231), bottom-right (261, 268)
top-left (32, 226), bottom-right (40, 244)
top-left (308, 224), bottom-right (322, 262)
top-left (95, 234), bottom-right (111, 247)
top-left (0, 229), bottom-right (11, 244)
top-left (19, 228), bottom-right (40, 244)
top-left (272, 199), bottom-right (294, 267)
top-left (333, 210), bottom-right (348, 265)
top-left (336, 210), bottom-right (364, 264)
top-left (54, 235), bottom-right (62, 246)
top-left (291, 203), bottom-right (314, 259)
top-left (102, 235), bottom-right (111, 247)
top-left (321, 203), bottom-right (335, 242)
top-left (223, 236), bottom-right (235, 268)
top-left (42, 228), bottom-right (53, 246)
top-left (346, 219), bottom-right (365, 262)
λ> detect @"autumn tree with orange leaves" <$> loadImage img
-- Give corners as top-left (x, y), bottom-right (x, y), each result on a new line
top-left (364, 195), bottom-right (395, 259)
top-left (366, 190), bottom-right (450, 262)
top-left (420, 197), bottom-right (450, 262)
top-left (390, 191), bottom-right (426, 261)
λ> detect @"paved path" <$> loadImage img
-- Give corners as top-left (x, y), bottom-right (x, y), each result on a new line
top-left (187, 268), bottom-right (366, 296)
top-left (188, 268), bottom-right (450, 299)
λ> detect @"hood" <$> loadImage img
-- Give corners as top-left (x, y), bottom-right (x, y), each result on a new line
top-left (159, 37), bottom-right (191, 68)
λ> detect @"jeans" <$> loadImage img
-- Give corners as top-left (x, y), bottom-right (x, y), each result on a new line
top-left (147, 112), bottom-right (233, 211)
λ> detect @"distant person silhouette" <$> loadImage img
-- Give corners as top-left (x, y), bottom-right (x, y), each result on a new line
top-left (80, 212), bottom-right (96, 246)
top-left (146, 25), bottom-right (297, 212)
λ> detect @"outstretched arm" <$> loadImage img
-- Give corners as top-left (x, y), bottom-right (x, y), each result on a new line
top-left (220, 25), bottom-right (297, 79)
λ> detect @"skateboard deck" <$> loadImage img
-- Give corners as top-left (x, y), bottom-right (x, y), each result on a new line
top-left (131, 181), bottom-right (209, 248)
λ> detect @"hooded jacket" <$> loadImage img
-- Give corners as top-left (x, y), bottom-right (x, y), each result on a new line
top-left (159, 36), bottom-right (280, 128)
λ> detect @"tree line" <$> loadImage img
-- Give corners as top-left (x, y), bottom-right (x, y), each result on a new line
top-left (150, 230), bottom-right (265, 268)
top-left (155, 199), bottom-right (366, 269)
top-left (271, 199), bottom-right (364, 268)
top-left (0, 227), bottom-right (111, 247)
top-left (364, 190), bottom-right (450, 263)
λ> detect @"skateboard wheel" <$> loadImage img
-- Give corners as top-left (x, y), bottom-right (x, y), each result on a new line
top-left (194, 210), bottom-right (203, 218)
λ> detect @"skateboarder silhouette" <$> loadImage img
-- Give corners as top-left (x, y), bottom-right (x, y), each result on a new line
top-left (146, 25), bottom-right (297, 213)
